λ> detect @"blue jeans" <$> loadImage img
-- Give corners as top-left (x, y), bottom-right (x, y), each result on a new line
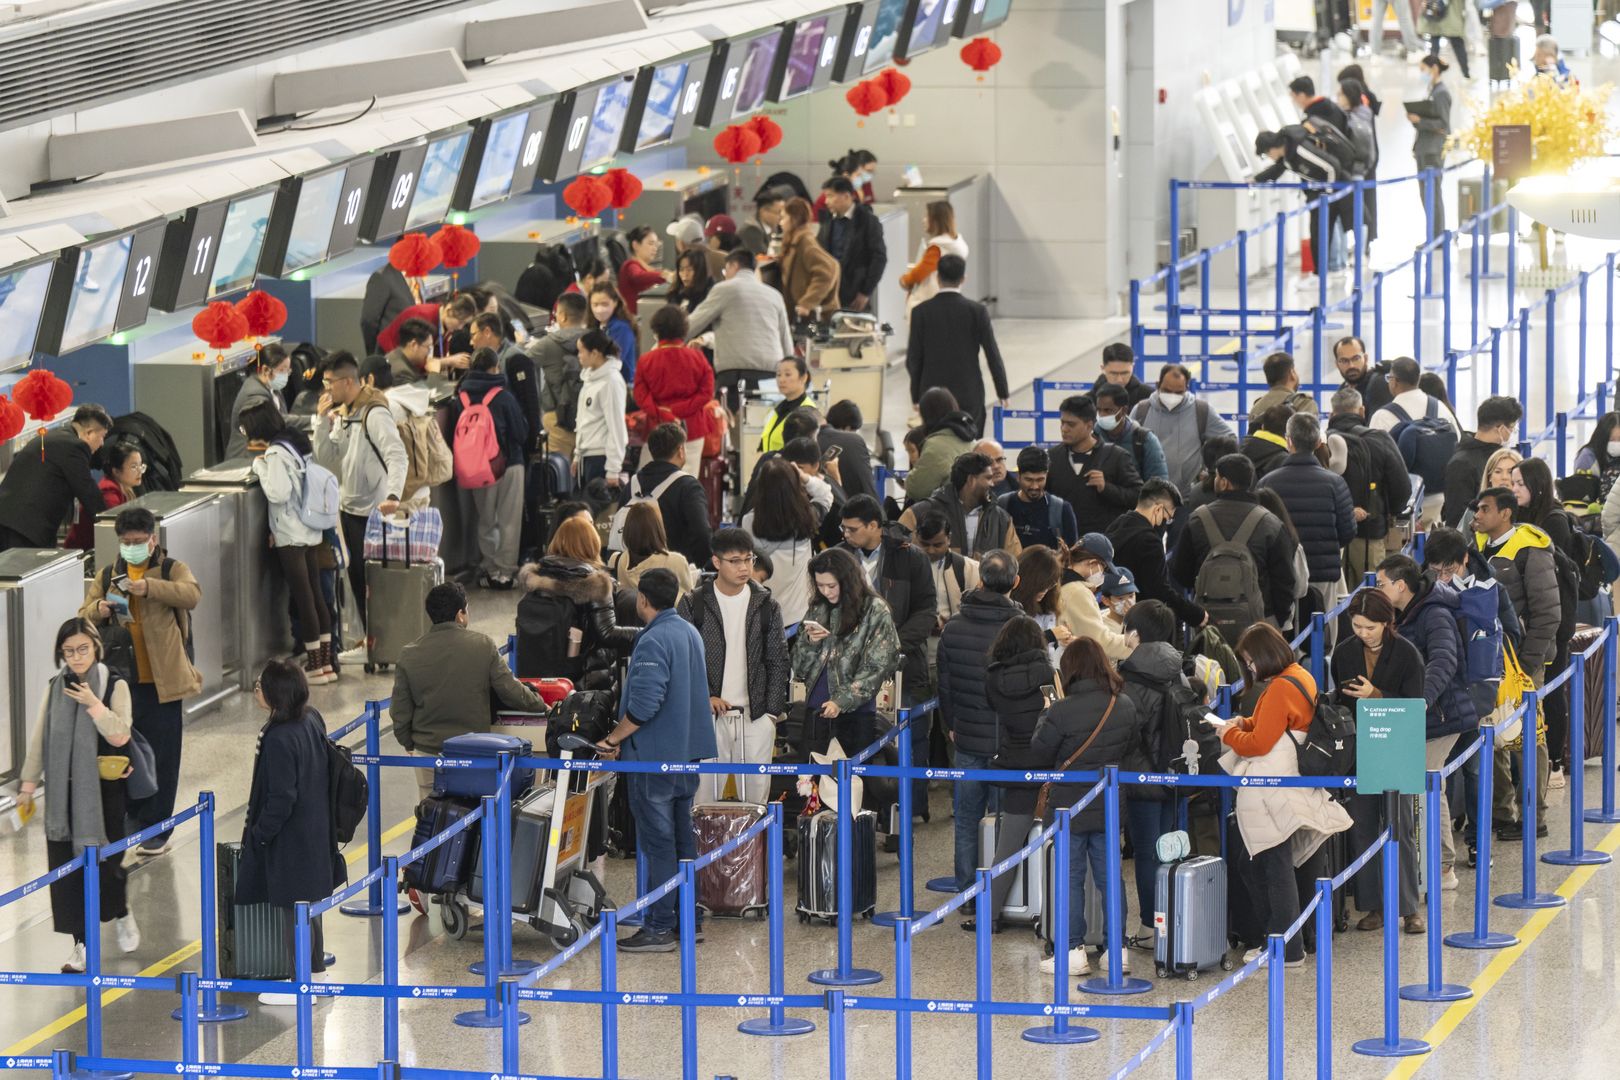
top-left (952, 750), bottom-right (1001, 890)
top-left (1124, 798), bottom-right (1175, 935)
top-left (1067, 830), bottom-right (1110, 946)
top-left (626, 773), bottom-right (698, 934)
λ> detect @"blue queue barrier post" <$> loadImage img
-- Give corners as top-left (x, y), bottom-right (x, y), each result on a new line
top-left (1440, 236), bottom-right (1453, 357)
top-left (1307, 612), bottom-right (1327, 691)
top-left (500, 982), bottom-right (521, 1076)
top-left (808, 758), bottom-right (883, 986)
top-left (1174, 999), bottom-right (1195, 1080)
top-left (178, 973), bottom-right (199, 1066)
top-left (1352, 807), bottom-right (1429, 1058)
top-left (827, 990), bottom-right (848, 1080)
top-left (380, 856), bottom-right (401, 1062)
top-left (1025, 804), bottom-right (1100, 1045)
top-left (599, 906), bottom-right (621, 1079)
top-left (1399, 771), bottom-right (1471, 1003)
top-left (678, 860), bottom-right (699, 1080)
top-left (1495, 689), bottom-right (1564, 911)
top-left (471, 755), bottom-right (537, 978)
top-left (78, 844), bottom-right (132, 1080)
top-left (342, 701), bottom-right (409, 917)
top-left (1546, 647), bottom-right (1612, 866)
top-left (1372, 270), bottom-right (1386, 362)
top-left (1422, 169), bottom-right (1437, 293)
top-left (176, 791), bottom-right (247, 1023)
top-left (1445, 718), bottom-right (1519, 950)
top-left (1273, 210), bottom-right (1287, 340)
top-left (457, 794), bottom-right (529, 1027)
top-left (1411, 251), bottom-right (1423, 362)
top-left (975, 867), bottom-right (995, 1077)
top-left (1081, 767), bottom-right (1151, 996)
top-left (1314, 876), bottom-right (1335, 1079)
top-left (893, 917), bottom-right (914, 1076)
top-left (293, 902), bottom-right (314, 1069)
top-left (1587, 616), bottom-right (1620, 825)
top-left (740, 803), bottom-right (816, 1036)
top-left (1266, 934), bottom-right (1285, 1080)
top-left (875, 711), bottom-right (918, 927)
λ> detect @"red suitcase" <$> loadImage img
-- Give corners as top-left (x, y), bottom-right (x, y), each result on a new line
top-left (521, 677), bottom-right (573, 707)
top-left (693, 802), bottom-right (769, 917)
top-left (700, 456), bottom-right (729, 529)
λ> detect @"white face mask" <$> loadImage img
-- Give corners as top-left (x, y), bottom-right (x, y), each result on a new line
top-left (269, 371), bottom-right (290, 392)
top-left (1096, 414), bottom-right (1120, 432)
top-left (1084, 569), bottom-right (1106, 588)
top-left (1606, 441), bottom-right (1620, 458)
top-left (1158, 392), bottom-right (1186, 409)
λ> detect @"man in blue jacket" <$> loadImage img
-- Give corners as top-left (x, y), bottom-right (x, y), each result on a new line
top-left (596, 569), bottom-right (716, 952)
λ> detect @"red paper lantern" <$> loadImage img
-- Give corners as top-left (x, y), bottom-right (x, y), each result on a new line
top-left (235, 290), bottom-right (288, 337)
top-left (875, 68), bottom-right (911, 106)
top-left (12, 369), bottom-right (73, 422)
top-left (712, 125), bottom-right (762, 165)
top-left (0, 394), bottom-right (24, 442)
top-left (845, 80), bottom-right (889, 118)
top-left (436, 223), bottom-right (482, 270)
top-left (960, 36), bottom-right (1003, 74)
top-left (603, 168), bottom-right (644, 209)
top-left (191, 301), bottom-right (250, 350)
top-left (562, 176), bottom-right (613, 219)
top-left (388, 233), bottom-right (443, 277)
top-left (745, 115), bottom-right (783, 154)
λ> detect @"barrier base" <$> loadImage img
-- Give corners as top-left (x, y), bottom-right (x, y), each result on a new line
top-left (807, 966), bottom-right (883, 987)
top-left (169, 1002), bottom-right (249, 1023)
top-left (871, 910), bottom-right (913, 928)
top-left (453, 1007), bottom-right (530, 1028)
top-left (1077, 975), bottom-right (1153, 997)
top-left (924, 877), bottom-right (960, 895)
top-left (340, 896), bottom-right (412, 918)
top-left (469, 959), bottom-right (541, 977)
top-left (70, 1069), bottom-right (134, 1080)
top-left (1542, 847), bottom-right (1612, 867)
top-left (1444, 929), bottom-right (1518, 950)
top-left (737, 1016), bottom-right (817, 1037)
top-left (1022, 1023), bottom-right (1100, 1045)
top-left (1352, 1036), bottom-right (1430, 1058)
top-left (1399, 981), bottom-right (1472, 1003)
top-left (1493, 891), bottom-right (1564, 910)
top-left (1583, 808), bottom-right (1620, 825)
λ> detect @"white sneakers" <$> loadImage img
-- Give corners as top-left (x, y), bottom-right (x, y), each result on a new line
top-left (1440, 868), bottom-right (1460, 892)
top-left (1549, 769), bottom-right (1568, 790)
top-left (1098, 946), bottom-right (1131, 974)
top-left (115, 913), bottom-right (140, 954)
top-left (62, 942), bottom-right (86, 974)
top-left (1039, 948), bottom-right (1090, 976)
top-left (258, 992), bottom-right (299, 1006)
top-left (336, 644), bottom-right (370, 668)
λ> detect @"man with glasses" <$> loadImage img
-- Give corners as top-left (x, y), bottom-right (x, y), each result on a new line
top-left (676, 529), bottom-right (788, 802)
top-left (0, 403), bottom-right (113, 551)
top-left (313, 351), bottom-right (409, 667)
top-left (973, 439), bottom-right (1016, 499)
top-left (1332, 336), bottom-right (1393, 414)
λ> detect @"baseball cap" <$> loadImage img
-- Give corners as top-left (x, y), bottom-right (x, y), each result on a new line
top-left (1100, 567), bottom-right (1137, 597)
top-left (1074, 532), bottom-right (1115, 569)
top-left (704, 213), bottom-right (738, 238)
top-left (665, 216), bottom-right (704, 245)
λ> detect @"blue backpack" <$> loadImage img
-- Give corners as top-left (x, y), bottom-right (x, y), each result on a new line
top-left (1385, 398), bottom-right (1458, 491)
top-left (1453, 577), bottom-right (1505, 684)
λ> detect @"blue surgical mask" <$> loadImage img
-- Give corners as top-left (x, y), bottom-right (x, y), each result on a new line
top-left (1096, 414), bottom-right (1120, 432)
top-left (269, 371), bottom-right (290, 392)
top-left (120, 542), bottom-right (151, 566)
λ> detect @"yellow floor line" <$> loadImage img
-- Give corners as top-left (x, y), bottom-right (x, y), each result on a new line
top-left (2, 815), bottom-right (416, 1056)
top-left (1382, 822), bottom-right (1620, 1080)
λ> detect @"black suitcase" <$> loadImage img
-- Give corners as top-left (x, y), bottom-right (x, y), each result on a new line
top-left (795, 810), bottom-right (877, 923)
top-left (469, 786), bottom-right (553, 915)
top-left (402, 796), bottom-right (480, 894)
top-left (217, 841), bottom-right (295, 979)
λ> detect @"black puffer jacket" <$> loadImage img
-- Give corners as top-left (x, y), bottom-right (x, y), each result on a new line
top-left (984, 648), bottom-right (1055, 816)
top-left (1030, 677), bottom-right (1143, 831)
top-left (1118, 641), bottom-right (1187, 801)
top-left (1256, 453), bottom-right (1356, 584)
top-left (515, 557), bottom-right (639, 687)
top-left (936, 589), bottom-right (1024, 757)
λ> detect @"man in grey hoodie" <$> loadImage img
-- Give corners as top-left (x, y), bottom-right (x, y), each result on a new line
top-left (530, 292), bottom-right (589, 462)
top-left (1130, 363), bottom-right (1236, 495)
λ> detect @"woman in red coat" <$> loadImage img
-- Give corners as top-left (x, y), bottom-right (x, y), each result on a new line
top-left (633, 305), bottom-right (715, 476)
top-left (65, 443), bottom-right (143, 551)
top-left (617, 226), bottom-right (673, 316)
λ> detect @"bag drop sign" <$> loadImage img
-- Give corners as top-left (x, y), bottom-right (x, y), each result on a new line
top-left (1355, 699), bottom-right (1425, 795)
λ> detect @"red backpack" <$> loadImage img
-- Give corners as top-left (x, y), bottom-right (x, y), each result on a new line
top-left (453, 387), bottom-right (507, 489)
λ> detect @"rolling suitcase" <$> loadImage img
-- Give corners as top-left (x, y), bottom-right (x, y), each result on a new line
top-left (979, 815), bottom-right (1044, 927)
top-left (1153, 855), bottom-right (1232, 980)
top-left (694, 802), bottom-right (770, 916)
top-left (700, 456), bottom-right (729, 530)
top-left (469, 785), bottom-right (553, 915)
top-left (435, 732), bottom-right (535, 799)
top-left (796, 810), bottom-right (877, 923)
top-left (402, 796), bottom-right (480, 895)
top-left (364, 521), bottom-right (442, 670)
top-left (1037, 837), bottom-right (1106, 949)
top-left (217, 841), bottom-right (294, 979)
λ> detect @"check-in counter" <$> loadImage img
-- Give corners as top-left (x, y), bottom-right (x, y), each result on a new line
top-left (94, 490), bottom-right (231, 719)
top-left (181, 460), bottom-right (288, 692)
top-left (618, 169), bottom-right (732, 271)
top-left (0, 548), bottom-right (88, 783)
top-left (476, 219), bottom-right (600, 298)
top-left (313, 271), bottom-right (454, 360)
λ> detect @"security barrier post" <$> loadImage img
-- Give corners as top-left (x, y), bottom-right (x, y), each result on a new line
top-left (809, 758), bottom-right (882, 985)
top-left (1490, 326), bottom-right (1501, 396)
top-left (1308, 612), bottom-right (1327, 690)
top-left (1578, 272), bottom-right (1590, 393)
top-left (679, 859), bottom-right (699, 1080)
top-left (381, 856), bottom-right (401, 1061)
top-left (1546, 649), bottom-right (1611, 866)
top-left (741, 803), bottom-right (815, 1035)
top-left (1517, 308), bottom-right (1531, 441)
top-left (1373, 271), bottom-right (1385, 362)
top-left (1400, 772), bottom-right (1470, 1002)
top-left (827, 990), bottom-right (848, 1080)
top-left (178, 972), bottom-right (199, 1067)
top-left (500, 982), bottom-right (521, 1075)
top-left (1496, 689), bottom-right (1563, 910)
top-left (1266, 934), bottom-right (1284, 1080)
top-left (1440, 236), bottom-right (1453, 356)
top-left (183, 791), bottom-right (246, 1022)
top-left (1314, 876), bottom-right (1334, 1080)
top-left (876, 711), bottom-right (917, 926)
top-left (80, 846), bottom-right (131, 1080)
top-left (1544, 291), bottom-right (1557, 430)
top-left (1353, 808), bottom-right (1429, 1057)
top-left (294, 901), bottom-right (314, 1068)
top-left (975, 867), bottom-right (994, 1078)
top-left (600, 906), bottom-right (620, 1079)
top-left (894, 918), bottom-right (913, 1077)
top-left (1412, 253), bottom-right (1423, 363)
top-left (457, 796), bottom-right (527, 1026)
top-left (1423, 170), bottom-right (1436, 288)
top-left (1174, 1000), bottom-right (1194, 1080)
top-left (1082, 767), bottom-right (1150, 995)
top-left (1024, 805), bottom-right (1099, 1044)
top-left (1588, 616), bottom-right (1620, 824)
top-left (342, 702), bottom-right (407, 917)
top-left (1445, 719), bottom-right (1518, 949)
top-left (1274, 211), bottom-right (1287, 339)
top-left (1317, 194), bottom-right (1330, 314)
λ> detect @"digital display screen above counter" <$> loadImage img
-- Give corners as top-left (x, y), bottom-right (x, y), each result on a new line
top-left (0, 256), bottom-right (60, 369)
top-left (698, 30), bottom-right (784, 127)
top-left (38, 219), bottom-right (166, 355)
top-left (153, 200), bottom-right (228, 312)
top-left (631, 59), bottom-right (699, 152)
top-left (582, 78), bottom-right (634, 170)
top-left (209, 187), bottom-right (277, 298)
top-left (360, 141), bottom-right (430, 243)
top-left (540, 82), bottom-right (615, 182)
top-left (899, 0), bottom-right (950, 58)
top-left (778, 14), bottom-right (840, 101)
top-left (730, 28), bottom-right (784, 119)
top-left (863, 0), bottom-right (907, 73)
top-left (406, 129), bottom-right (472, 231)
top-left (959, 0), bottom-right (1011, 35)
top-left (833, 0), bottom-right (882, 82)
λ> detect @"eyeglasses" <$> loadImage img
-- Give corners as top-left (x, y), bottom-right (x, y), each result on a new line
top-left (62, 644), bottom-right (95, 659)
top-left (837, 523), bottom-right (864, 535)
top-left (718, 554), bottom-right (756, 566)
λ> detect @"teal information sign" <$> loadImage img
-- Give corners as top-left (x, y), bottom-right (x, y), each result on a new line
top-left (1355, 699), bottom-right (1426, 795)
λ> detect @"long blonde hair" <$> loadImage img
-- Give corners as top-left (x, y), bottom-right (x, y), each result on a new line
top-left (1480, 447), bottom-right (1524, 492)
top-left (924, 200), bottom-right (957, 240)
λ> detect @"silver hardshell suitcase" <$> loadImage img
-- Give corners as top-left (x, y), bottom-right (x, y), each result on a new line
top-left (1153, 855), bottom-right (1233, 980)
top-left (979, 815), bottom-right (1044, 926)
top-left (1037, 838), bottom-right (1105, 949)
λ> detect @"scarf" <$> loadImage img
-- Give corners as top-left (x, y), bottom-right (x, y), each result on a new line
top-left (44, 663), bottom-right (109, 852)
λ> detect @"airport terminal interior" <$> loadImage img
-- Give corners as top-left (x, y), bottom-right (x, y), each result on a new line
top-left (3, 0), bottom-right (1620, 1078)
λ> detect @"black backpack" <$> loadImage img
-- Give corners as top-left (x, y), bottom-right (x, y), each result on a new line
top-left (1279, 674), bottom-right (1356, 777)
top-left (1335, 425), bottom-right (1377, 525)
top-left (515, 589), bottom-right (585, 682)
top-left (545, 690), bottom-right (618, 759)
top-left (325, 738), bottom-right (369, 846)
top-left (108, 412), bottom-right (184, 492)
top-left (1302, 118), bottom-right (1363, 178)
top-left (1125, 669), bottom-right (1223, 777)
top-left (96, 560), bottom-right (193, 678)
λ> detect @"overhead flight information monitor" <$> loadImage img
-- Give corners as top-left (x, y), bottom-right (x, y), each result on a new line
top-left (541, 82), bottom-right (613, 182)
top-left (0, 255), bottom-right (59, 370)
top-left (863, 0), bottom-right (908, 73)
top-left (264, 166), bottom-right (347, 276)
top-left (959, 0), bottom-right (1011, 35)
top-left (360, 141), bottom-right (430, 242)
top-left (458, 109), bottom-right (531, 210)
top-left (208, 187), bottom-right (276, 298)
top-left (581, 78), bottom-right (633, 170)
top-left (153, 199), bottom-right (228, 312)
top-left (325, 157), bottom-right (377, 260)
top-left (777, 14), bottom-right (840, 100)
top-left (833, 0), bottom-right (882, 82)
top-left (406, 129), bottom-right (472, 230)
top-left (730, 28), bottom-right (784, 119)
top-left (898, 0), bottom-right (950, 58)
top-left (629, 58), bottom-right (700, 152)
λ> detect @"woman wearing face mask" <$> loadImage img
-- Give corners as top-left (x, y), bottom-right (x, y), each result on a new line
top-left (18, 618), bottom-right (138, 975)
top-left (65, 442), bottom-right (144, 551)
top-left (813, 150), bottom-right (878, 214)
top-left (1055, 534), bottom-right (1135, 661)
top-left (1330, 590), bottom-right (1426, 934)
top-left (226, 343), bottom-right (294, 460)
top-left (789, 547), bottom-right (901, 754)
top-left (1573, 413), bottom-right (1620, 502)
top-left (1212, 622), bottom-right (1351, 966)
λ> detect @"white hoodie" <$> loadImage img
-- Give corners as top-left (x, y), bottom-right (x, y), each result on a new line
top-left (574, 358), bottom-right (629, 476)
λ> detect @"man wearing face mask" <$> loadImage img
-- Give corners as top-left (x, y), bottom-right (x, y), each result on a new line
top-left (1106, 479), bottom-right (1208, 633)
top-left (1094, 383), bottom-right (1168, 482)
top-left (80, 507), bottom-right (203, 860)
top-left (1042, 394), bottom-right (1142, 536)
top-left (1442, 396), bottom-right (1524, 528)
top-left (1131, 364), bottom-right (1235, 496)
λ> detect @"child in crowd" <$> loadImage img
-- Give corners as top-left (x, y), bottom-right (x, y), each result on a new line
top-left (572, 330), bottom-right (628, 493)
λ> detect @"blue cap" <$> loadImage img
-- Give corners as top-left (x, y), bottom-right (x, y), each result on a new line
top-left (1075, 532), bottom-right (1115, 569)
top-left (1101, 566), bottom-right (1138, 597)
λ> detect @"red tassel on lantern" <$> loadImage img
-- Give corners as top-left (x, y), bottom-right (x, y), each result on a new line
top-left (603, 168), bottom-right (644, 210)
top-left (562, 176), bottom-right (613, 219)
top-left (745, 115), bottom-right (783, 154)
top-left (191, 301), bottom-right (249, 351)
top-left (960, 36), bottom-right (1003, 79)
top-left (0, 394), bottom-right (25, 443)
top-left (845, 81), bottom-right (889, 125)
top-left (712, 125), bottom-right (762, 165)
top-left (389, 233), bottom-right (443, 278)
top-left (875, 68), bottom-right (911, 107)
top-left (235, 290), bottom-right (288, 338)
top-left (436, 224), bottom-right (482, 270)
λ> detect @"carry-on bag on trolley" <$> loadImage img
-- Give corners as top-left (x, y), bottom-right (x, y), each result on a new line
top-left (1154, 855), bottom-right (1234, 980)
top-left (796, 809), bottom-right (878, 923)
top-left (435, 732), bottom-right (535, 800)
top-left (217, 841), bottom-right (295, 979)
top-left (979, 814), bottom-right (1045, 927)
top-left (363, 510), bottom-right (443, 671)
top-left (401, 796), bottom-right (480, 900)
top-left (694, 802), bottom-right (770, 917)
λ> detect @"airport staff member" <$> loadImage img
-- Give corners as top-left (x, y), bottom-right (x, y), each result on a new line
top-left (0, 404), bottom-right (112, 551)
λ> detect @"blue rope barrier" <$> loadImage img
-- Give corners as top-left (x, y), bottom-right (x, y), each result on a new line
top-left (1106, 1017), bottom-right (1181, 1080)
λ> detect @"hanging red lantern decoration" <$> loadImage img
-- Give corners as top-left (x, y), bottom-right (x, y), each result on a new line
top-left (745, 115), bottom-right (783, 154)
top-left (845, 80), bottom-right (889, 123)
top-left (562, 175), bottom-right (613, 219)
top-left (960, 36), bottom-right (1003, 77)
top-left (874, 68), bottom-right (911, 107)
top-left (603, 168), bottom-right (644, 209)
top-left (235, 290), bottom-right (288, 338)
top-left (435, 224), bottom-right (482, 270)
top-left (0, 394), bottom-right (25, 443)
top-left (712, 125), bottom-right (762, 165)
top-left (191, 301), bottom-right (249, 350)
top-left (12, 368), bottom-right (73, 425)
top-left (388, 233), bottom-right (443, 277)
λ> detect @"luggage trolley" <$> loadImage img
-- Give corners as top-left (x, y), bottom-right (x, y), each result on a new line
top-left (804, 312), bottom-right (895, 470)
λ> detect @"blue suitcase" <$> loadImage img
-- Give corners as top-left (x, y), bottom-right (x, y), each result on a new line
top-left (435, 733), bottom-right (535, 799)
top-left (402, 797), bottom-right (479, 894)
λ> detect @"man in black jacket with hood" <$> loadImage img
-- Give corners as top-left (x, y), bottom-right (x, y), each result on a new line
top-left (1043, 394), bottom-right (1142, 536)
top-left (1170, 455), bottom-right (1299, 629)
top-left (1441, 395), bottom-right (1522, 527)
top-left (1257, 412), bottom-right (1356, 634)
top-left (1090, 343), bottom-right (1152, 410)
top-left (1106, 480), bottom-right (1206, 632)
top-left (0, 404), bottom-right (110, 550)
top-left (1254, 123), bottom-right (1352, 279)
top-left (630, 423), bottom-right (712, 566)
top-left (936, 549), bottom-right (1022, 891)
top-left (1332, 336), bottom-right (1393, 414)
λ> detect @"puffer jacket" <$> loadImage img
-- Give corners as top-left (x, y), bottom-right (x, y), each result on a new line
top-left (677, 580), bottom-right (790, 721)
top-left (1257, 453), bottom-right (1356, 584)
top-left (789, 595), bottom-right (902, 715)
top-left (514, 557), bottom-right (639, 685)
top-left (250, 441), bottom-right (324, 547)
top-left (984, 648), bottom-right (1055, 816)
top-left (1241, 431), bottom-right (1289, 480)
top-left (1478, 524), bottom-right (1561, 670)
top-left (1398, 576), bottom-right (1479, 738)
top-left (1119, 640), bottom-right (1187, 785)
top-left (1029, 677), bottom-right (1143, 831)
top-left (905, 411), bottom-right (977, 501)
top-left (935, 589), bottom-right (1025, 756)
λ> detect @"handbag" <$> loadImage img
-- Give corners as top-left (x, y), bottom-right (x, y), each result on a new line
top-left (627, 384), bottom-right (679, 442)
top-left (1033, 694), bottom-right (1115, 822)
top-left (1493, 641), bottom-right (1541, 748)
top-left (97, 756), bottom-right (130, 781)
top-left (701, 398), bottom-right (728, 458)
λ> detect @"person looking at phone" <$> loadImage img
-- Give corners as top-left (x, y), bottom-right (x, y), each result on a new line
top-left (19, 618), bottom-right (138, 974)
top-left (789, 547), bottom-right (902, 758)
top-left (1330, 589), bottom-right (1426, 934)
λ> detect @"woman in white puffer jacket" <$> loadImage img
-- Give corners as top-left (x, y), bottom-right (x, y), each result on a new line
top-left (899, 200), bottom-right (970, 311)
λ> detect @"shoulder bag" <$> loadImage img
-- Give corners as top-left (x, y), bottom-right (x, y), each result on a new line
top-left (1034, 694), bottom-right (1115, 821)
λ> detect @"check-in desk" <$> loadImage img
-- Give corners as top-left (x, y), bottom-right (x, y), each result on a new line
top-left (0, 548), bottom-right (88, 783)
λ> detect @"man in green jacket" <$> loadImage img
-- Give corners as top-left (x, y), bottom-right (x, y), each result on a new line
top-left (391, 583), bottom-right (546, 800)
